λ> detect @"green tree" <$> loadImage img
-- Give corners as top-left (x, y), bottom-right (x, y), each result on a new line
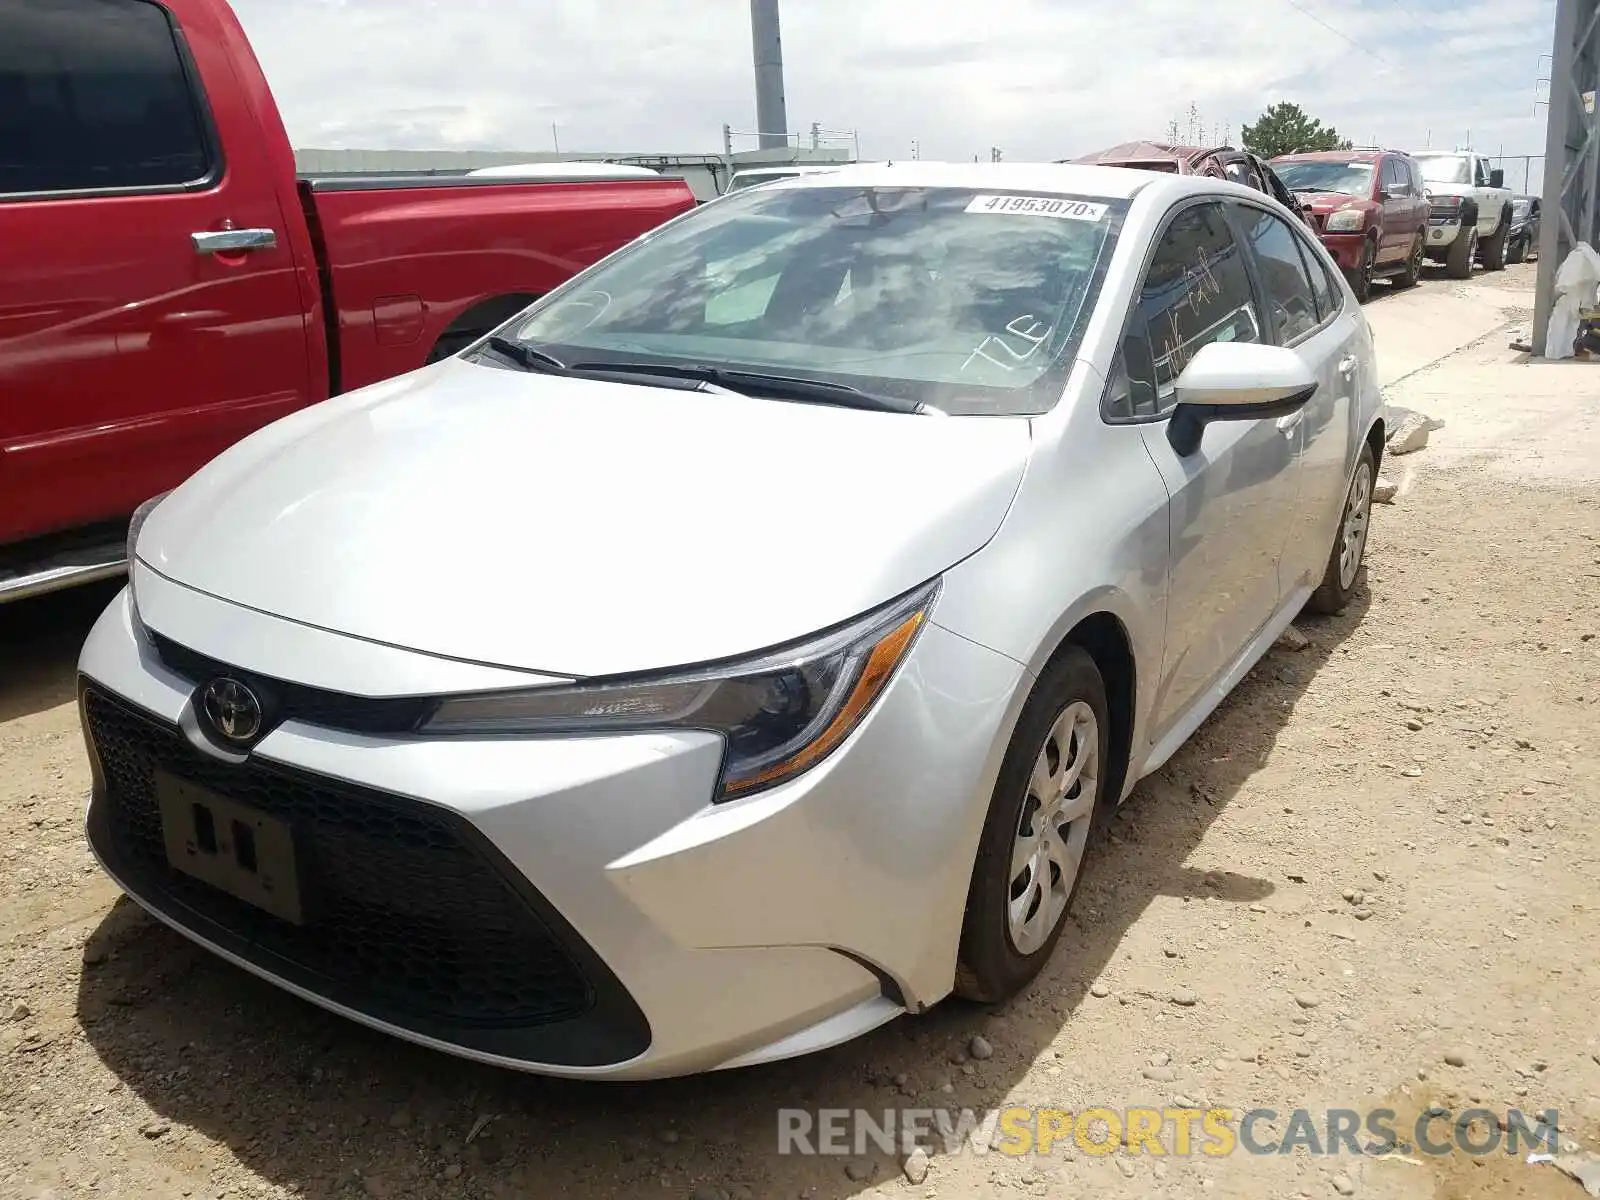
top-left (1241, 102), bottom-right (1353, 158)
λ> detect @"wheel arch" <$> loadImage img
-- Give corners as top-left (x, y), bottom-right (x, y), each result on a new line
top-left (426, 292), bottom-right (543, 364)
top-left (1033, 610), bottom-right (1138, 810)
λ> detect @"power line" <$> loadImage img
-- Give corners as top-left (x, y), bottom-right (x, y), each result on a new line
top-left (1274, 0), bottom-right (1393, 65)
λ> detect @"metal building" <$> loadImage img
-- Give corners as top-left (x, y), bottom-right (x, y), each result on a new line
top-left (1533, 0), bottom-right (1600, 353)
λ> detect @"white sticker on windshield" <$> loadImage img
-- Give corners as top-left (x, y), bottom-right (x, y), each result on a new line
top-left (964, 194), bottom-right (1108, 221)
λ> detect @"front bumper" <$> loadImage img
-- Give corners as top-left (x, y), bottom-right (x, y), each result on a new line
top-left (1426, 218), bottom-right (1462, 249)
top-left (78, 573), bottom-right (1028, 1079)
top-left (1318, 231), bottom-right (1366, 271)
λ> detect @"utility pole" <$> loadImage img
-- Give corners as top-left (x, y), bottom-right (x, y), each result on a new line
top-left (551, 123), bottom-right (560, 153)
top-left (810, 121), bottom-right (820, 150)
top-left (749, 0), bottom-right (789, 150)
top-left (912, 139), bottom-right (919, 160)
top-left (722, 123), bottom-right (733, 156)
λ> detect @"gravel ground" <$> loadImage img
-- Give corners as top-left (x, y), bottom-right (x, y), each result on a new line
top-left (3, 264), bottom-right (1598, 1200)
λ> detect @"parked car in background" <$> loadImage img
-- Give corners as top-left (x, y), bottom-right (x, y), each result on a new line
top-left (1507, 195), bottom-right (1541, 264)
top-left (1405, 150), bottom-right (1514, 278)
top-left (0, 0), bottom-right (697, 606)
top-left (83, 162), bottom-right (1384, 1080)
top-left (1269, 150), bottom-right (1429, 302)
top-left (1067, 142), bottom-right (1313, 226)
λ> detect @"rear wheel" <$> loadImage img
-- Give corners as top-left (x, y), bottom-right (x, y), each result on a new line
top-left (1307, 442), bottom-right (1376, 616)
top-left (1445, 227), bottom-right (1477, 280)
top-left (954, 647), bottom-right (1109, 1003)
top-left (1393, 233), bottom-right (1424, 289)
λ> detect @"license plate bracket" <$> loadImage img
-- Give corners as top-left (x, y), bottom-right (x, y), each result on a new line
top-left (156, 771), bottom-right (306, 925)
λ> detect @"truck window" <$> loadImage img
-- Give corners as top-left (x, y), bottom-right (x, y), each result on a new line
top-left (0, 0), bottom-right (213, 196)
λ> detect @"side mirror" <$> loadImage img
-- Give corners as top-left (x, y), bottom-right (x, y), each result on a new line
top-left (1167, 342), bottom-right (1318, 456)
top-left (1376, 188), bottom-right (1392, 202)
top-left (1490, 168), bottom-right (1505, 189)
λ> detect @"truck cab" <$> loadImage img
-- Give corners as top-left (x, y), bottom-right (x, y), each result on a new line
top-left (0, 0), bottom-right (695, 604)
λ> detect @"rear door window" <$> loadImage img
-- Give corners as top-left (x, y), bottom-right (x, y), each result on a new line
top-left (1232, 203), bottom-right (1320, 343)
top-left (0, 0), bottom-right (214, 196)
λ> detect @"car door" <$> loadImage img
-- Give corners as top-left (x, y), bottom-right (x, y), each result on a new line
top-left (1232, 201), bottom-right (1362, 593)
top-left (1377, 158), bottom-right (1410, 263)
top-left (1114, 199), bottom-right (1300, 737)
top-left (0, 0), bottom-right (313, 546)
top-left (1470, 156), bottom-right (1498, 239)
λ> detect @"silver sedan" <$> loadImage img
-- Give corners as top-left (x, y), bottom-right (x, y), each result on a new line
top-left (79, 162), bottom-right (1383, 1080)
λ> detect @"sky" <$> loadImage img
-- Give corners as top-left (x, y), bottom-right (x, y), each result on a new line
top-left (233, 0), bottom-right (1558, 174)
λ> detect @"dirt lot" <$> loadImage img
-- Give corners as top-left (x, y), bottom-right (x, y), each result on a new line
top-left (3, 264), bottom-right (1598, 1200)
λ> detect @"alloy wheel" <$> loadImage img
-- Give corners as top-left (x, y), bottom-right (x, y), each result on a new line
top-left (1008, 701), bottom-right (1099, 954)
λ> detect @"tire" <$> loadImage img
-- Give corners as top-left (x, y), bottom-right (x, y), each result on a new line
top-left (1393, 233), bottom-right (1424, 289)
top-left (1445, 227), bottom-right (1476, 280)
top-left (1481, 211), bottom-right (1510, 271)
top-left (1343, 238), bottom-right (1374, 303)
top-left (1506, 234), bottom-right (1525, 265)
top-left (1307, 442), bottom-right (1376, 616)
top-left (953, 646), bottom-right (1110, 1004)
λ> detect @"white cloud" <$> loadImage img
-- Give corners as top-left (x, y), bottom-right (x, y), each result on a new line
top-left (232, 0), bottom-right (1555, 169)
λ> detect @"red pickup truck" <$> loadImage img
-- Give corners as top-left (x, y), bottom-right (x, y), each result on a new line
top-left (0, 0), bottom-right (696, 603)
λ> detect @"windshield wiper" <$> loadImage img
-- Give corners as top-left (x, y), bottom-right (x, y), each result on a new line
top-left (482, 335), bottom-right (569, 374)
top-left (565, 360), bottom-right (923, 414)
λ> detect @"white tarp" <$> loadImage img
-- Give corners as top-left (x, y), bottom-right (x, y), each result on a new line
top-left (1543, 242), bottom-right (1600, 360)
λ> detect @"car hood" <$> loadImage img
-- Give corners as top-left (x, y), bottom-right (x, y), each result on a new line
top-left (1300, 192), bottom-right (1372, 213)
top-left (137, 359), bottom-right (1033, 678)
top-left (1421, 181), bottom-right (1472, 201)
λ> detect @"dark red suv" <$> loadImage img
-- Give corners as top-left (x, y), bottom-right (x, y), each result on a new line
top-left (1269, 150), bottom-right (1430, 302)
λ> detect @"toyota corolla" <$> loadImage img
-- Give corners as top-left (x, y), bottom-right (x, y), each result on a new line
top-left (79, 163), bottom-right (1384, 1080)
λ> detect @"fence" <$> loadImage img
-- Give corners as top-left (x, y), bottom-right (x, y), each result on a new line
top-left (1489, 155), bottom-right (1545, 195)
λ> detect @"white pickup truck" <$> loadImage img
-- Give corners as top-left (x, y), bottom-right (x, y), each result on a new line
top-left (1407, 150), bottom-right (1514, 279)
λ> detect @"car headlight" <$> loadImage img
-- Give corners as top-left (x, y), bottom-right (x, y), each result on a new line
top-left (420, 579), bottom-right (940, 800)
top-left (127, 491), bottom-right (171, 564)
top-left (1324, 208), bottom-right (1365, 233)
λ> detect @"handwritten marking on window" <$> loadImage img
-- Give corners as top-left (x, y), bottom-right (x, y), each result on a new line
top-left (962, 314), bottom-right (1053, 373)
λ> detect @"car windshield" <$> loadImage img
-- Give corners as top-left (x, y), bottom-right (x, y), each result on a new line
top-left (1272, 160), bottom-right (1373, 197)
top-left (1416, 155), bottom-right (1471, 185)
top-left (1512, 197), bottom-right (1532, 218)
top-left (494, 184), bottom-right (1128, 416)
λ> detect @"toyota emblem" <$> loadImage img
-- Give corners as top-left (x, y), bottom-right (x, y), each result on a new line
top-left (201, 677), bottom-right (263, 743)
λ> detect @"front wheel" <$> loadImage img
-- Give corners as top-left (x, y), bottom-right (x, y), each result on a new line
top-left (954, 647), bottom-right (1109, 1003)
top-left (1506, 233), bottom-right (1526, 265)
top-left (1445, 227), bottom-right (1477, 280)
top-left (1481, 215), bottom-right (1509, 271)
top-left (1344, 238), bottom-right (1375, 303)
top-left (1307, 442), bottom-right (1376, 616)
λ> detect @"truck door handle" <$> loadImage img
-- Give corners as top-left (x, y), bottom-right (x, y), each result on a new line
top-left (1338, 355), bottom-right (1358, 377)
top-left (192, 228), bottom-right (278, 255)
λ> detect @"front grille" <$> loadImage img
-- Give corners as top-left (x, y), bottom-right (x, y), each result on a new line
top-left (1429, 204), bottom-right (1461, 224)
top-left (83, 686), bottom-right (649, 1063)
top-left (149, 632), bottom-right (432, 736)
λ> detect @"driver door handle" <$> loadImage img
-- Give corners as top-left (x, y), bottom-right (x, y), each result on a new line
top-left (192, 228), bottom-right (278, 255)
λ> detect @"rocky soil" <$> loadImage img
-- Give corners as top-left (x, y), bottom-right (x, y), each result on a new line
top-left (2, 264), bottom-right (1598, 1199)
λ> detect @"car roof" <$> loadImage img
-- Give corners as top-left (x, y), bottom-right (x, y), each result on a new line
top-left (1272, 150), bottom-right (1381, 164)
top-left (758, 161), bottom-right (1164, 201)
